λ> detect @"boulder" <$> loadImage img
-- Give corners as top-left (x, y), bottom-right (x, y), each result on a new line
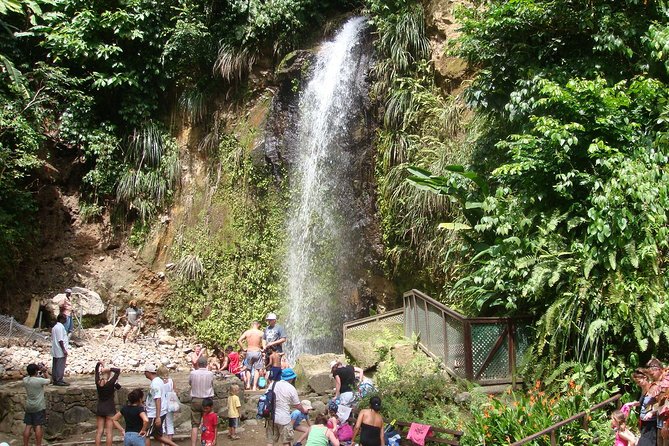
top-left (46, 287), bottom-right (105, 317)
top-left (390, 343), bottom-right (416, 367)
top-left (294, 353), bottom-right (342, 394)
top-left (344, 320), bottom-right (404, 370)
top-left (63, 406), bottom-right (93, 424)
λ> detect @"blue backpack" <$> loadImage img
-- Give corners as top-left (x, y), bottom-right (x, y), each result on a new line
top-left (257, 382), bottom-right (277, 421)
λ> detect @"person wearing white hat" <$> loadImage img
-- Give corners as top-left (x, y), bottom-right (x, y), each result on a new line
top-left (59, 289), bottom-right (74, 334)
top-left (291, 399), bottom-right (314, 446)
top-left (263, 313), bottom-right (287, 354)
top-left (144, 365), bottom-right (178, 446)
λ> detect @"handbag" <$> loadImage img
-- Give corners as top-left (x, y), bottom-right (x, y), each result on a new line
top-left (167, 391), bottom-right (180, 413)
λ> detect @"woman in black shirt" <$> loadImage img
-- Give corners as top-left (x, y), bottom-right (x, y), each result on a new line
top-left (95, 362), bottom-right (123, 446)
top-left (113, 389), bottom-right (149, 446)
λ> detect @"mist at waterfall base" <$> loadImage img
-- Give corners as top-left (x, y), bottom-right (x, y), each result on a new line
top-left (283, 17), bottom-right (371, 362)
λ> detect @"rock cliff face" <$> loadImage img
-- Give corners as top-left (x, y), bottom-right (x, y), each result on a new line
top-left (2, 4), bottom-right (467, 335)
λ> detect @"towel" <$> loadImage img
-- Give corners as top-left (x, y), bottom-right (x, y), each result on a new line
top-left (337, 404), bottom-right (352, 423)
top-left (407, 423), bottom-right (432, 446)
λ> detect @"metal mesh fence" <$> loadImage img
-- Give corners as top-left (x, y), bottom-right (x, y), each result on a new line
top-left (403, 290), bottom-right (533, 384)
top-left (0, 315), bottom-right (49, 344)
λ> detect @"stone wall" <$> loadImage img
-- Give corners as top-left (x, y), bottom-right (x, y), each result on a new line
top-left (0, 374), bottom-right (245, 440)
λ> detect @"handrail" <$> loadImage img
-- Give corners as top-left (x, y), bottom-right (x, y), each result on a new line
top-left (509, 394), bottom-right (621, 445)
top-left (403, 289), bottom-right (469, 321)
top-left (342, 308), bottom-right (404, 341)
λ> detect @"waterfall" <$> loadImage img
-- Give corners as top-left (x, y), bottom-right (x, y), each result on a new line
top-left (284, 17), bottom-right (371, 361)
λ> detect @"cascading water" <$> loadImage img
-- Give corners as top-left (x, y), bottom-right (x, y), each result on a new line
top-left (284, 17), bottom-right (371, 361)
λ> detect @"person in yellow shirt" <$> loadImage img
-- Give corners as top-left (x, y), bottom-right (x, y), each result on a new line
top-left (227, 384), bottom-right (242, 440)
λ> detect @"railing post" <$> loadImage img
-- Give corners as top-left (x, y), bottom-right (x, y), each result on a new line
top-left (550, 430), bottom-right (556, 446)
top-left (464, 321), bottom-right (473, 381)
top-left (508, 319), bottom-right (516, 387)
top-left (423, 299), bottom-right (430, 348)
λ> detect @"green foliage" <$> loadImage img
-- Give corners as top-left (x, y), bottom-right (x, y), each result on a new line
top-left (462, 381), bottom-right (613, 446)
top-left (163, 135), bottom-right (286, 347)
top-left (116, 122), bottom-right (181, 222)
top-left (371, 355), bottom-right (466, 432)
top-left (397, 0), bottom-right (669, 382)
top-left (366, 0), bottom-right (475, 296)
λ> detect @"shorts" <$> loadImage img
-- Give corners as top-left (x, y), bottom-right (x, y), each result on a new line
top-left (146, 415), bottom-right (166, 438)
top-left (201, 441), bottom-right (215, 446)
top-left (24, 410), bottom-right (46, 426)
top-left (124, 431), bottom-right (145, 446)
top-left (245, 351), bottom-right (263, 370)
top-left (269, 366), bottom-right (282, 381)
top-left (265, 422), bottom-right (294, 444)
top-left (191, 398), bottom-right (204, 427)
top-left (228, 417), bottom-right (239, 428)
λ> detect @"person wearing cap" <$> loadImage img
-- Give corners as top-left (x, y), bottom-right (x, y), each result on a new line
top-left (59, 289), bottom-right (73, 334)
top-left (143, 364), bottom-right (178, 446)
top-left (291, 399), bottom-right (314, 446)
top-left (330, 361), bottom-right (364, 407)
top-left (189, 356), bottom-right (214, 446)
top-left (263, 313), bottom-right (286, 354)
top-left (266, 368), bottom-right (308, 446)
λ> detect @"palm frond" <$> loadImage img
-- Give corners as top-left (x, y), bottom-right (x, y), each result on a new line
top-left (213, 43), bottom-right (257, 83)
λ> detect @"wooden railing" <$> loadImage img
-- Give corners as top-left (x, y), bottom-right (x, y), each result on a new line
top-left (403, 289), bottom-right (533, 385)
top-left (342, 308), bottom-right (404, 341)
top-left (509, 394), bottom-right (621, 445)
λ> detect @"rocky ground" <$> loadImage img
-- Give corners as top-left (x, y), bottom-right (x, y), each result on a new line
top-left (0, 325), bottom-right (193, 381)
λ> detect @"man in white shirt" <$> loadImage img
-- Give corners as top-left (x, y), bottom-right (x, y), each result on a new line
top-left (189, 356), bottom-right (214, 446)
top-left (266, 368), bottom-right (308, 446)
top-left (51, 314), bottom-right (69, 386)
top-left (144, 364), bottom-right (178, 446)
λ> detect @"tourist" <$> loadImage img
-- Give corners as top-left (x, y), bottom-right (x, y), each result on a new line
top-left (227, 384), bottom-right (242, 440)
top-left (267, 346), bottom-right (282, 385)
top-left (189, 356), bottom-right (215, 446)
top-left (330, 361), bottom-right (363, 407)
top-left (238, 321), bottom-right (264, 390)
top-left (263, 313), bottom-right (286, 353)
top-left (95, 361), bottom-right (123, 446)
top-left (352, 396), bottom-right (384, 446)
top-left (611, 404), bottom-right (637, 446)
top-left (22, 363), bottom-right (50, 446)
top-left (122, 300), bottom-right (143, 343)
top-left (291, 399), bottom-right (313, 446)
top-left (189, 344), bottom-right (207, 370)
top-left (144, 364), bottom-right (178, 446)
top-left (59, 288), bottom-right (74, 334)
top-left (114, 389), bottom-right (149, 446)
top-left (645, 358), bottom-right (669, 446)
top-left (51, 313), bottom-right (69, 386)
top-left (222, 345), bottom-right (243, 379)
top-left (200, 398), bottom-right (218, 446)
top-left (301, 413), bottom-right (339, 446)
top-left (157, 365), bottom-right (176, 441)
top-left (633, 369), bottom-right (656, 446)
top-left (266, 368), bottom-right (308, 446)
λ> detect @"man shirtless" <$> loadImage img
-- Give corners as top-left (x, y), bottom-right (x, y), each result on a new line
top-left (237, 321), bottom-right (264, 390)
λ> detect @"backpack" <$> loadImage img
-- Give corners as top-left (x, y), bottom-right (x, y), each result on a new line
top-left (257, 382), bottom-right (277, 421)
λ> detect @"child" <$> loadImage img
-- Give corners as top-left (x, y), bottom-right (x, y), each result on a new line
top-left (611, 405), bottom-right (637, 446)
top-left (200, 398), bottom-right (218, 446)
top-left (267, 346), bottom-right (282, 385)
top-left (227, 385), bottom-right (241, 440)
top-left (291, 399), bottom-right (313, 446)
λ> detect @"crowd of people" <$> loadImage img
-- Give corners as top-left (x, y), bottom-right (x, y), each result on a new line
top-left (22, 308), bottom-right (385, 446)
top-left (612, 358), bottom-right (669, 446)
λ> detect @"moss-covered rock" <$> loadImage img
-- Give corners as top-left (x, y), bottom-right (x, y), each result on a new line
top-left (343, 320), bottom-right (404, 370)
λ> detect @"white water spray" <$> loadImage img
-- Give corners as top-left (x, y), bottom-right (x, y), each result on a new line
top-left (284, 17), bottom-right (370, 361)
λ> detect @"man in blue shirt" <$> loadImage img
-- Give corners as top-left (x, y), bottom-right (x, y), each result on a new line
top-left (263, 313), bottom-right (287, 353)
